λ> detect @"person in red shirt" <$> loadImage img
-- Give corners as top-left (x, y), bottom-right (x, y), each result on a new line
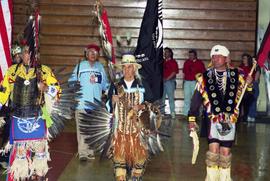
top-left (238, 53), bottom-right (254, 79)
top-left (182, 49), bottom-right (206, 116)
top-left (238, 53), bottom-right (257, 122)
top-left (162, 47), bottom-right (179, 119)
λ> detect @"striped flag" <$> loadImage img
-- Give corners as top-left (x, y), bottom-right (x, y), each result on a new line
top-left (0, 0), bottom-right (12, 82)
top-left (135, 0), bottom-right (163, 102)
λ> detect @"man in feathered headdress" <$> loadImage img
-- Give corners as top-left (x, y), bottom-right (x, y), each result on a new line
top-left (0, 43), bottom-right (60, 180)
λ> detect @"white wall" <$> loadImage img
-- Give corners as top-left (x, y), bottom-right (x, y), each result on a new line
top-left (257, 0), bottom-right (270, 113)
top-left (258, 0), bottom-right (270, 50)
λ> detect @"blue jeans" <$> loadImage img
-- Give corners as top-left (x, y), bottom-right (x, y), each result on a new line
top-left (162, 79), bottom-right (176, 114)
top-left (248, 81), bottom-right (259, 118)
top-left (183, 80), bottom-right (196, 116)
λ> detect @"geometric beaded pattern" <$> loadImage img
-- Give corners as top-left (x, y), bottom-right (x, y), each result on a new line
top-left (204, 68), bottom-right (239, 115)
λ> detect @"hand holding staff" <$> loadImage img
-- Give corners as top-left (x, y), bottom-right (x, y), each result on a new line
top-left (236, 59), bottom-right (257, 110)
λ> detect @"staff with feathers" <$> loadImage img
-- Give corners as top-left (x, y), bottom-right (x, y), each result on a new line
top-left (94, 0), bottom-right (116, 82)
top-left (19, 7), bottom-right (46, 105)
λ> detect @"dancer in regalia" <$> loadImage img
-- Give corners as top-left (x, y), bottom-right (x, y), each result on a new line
top-left (79, 54), bottom-right (166, 181)
top-left (0, 43), bottom-right (60, 180)
top-left (188, 45), bottom-right (253, 181)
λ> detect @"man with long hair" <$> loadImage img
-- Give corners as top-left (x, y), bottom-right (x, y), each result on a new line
top-left (107, 54), bottom-right (148, 181)
top-left (188, 45), bottom-right (252, 181)
top-left (162, 47), bottom-right (179, 119)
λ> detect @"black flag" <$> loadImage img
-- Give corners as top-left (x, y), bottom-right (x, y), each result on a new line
top-left (134, 0), bottom-right (163, 102)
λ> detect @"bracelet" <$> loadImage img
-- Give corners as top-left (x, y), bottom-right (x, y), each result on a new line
top-left (188, 116), bottom-right (196, 122)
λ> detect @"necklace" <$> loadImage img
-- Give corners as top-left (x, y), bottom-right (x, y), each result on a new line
top-left (214, 69), bottom-right (227, 95)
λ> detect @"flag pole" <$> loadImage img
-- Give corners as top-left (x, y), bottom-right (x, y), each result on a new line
top-left (95, 0), bottom-right (116, 82)
top-left (236, 59), bottom-right (257, 110)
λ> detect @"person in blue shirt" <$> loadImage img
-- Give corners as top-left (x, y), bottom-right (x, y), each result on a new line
top-left (69, 44), bottom-right (109, 161)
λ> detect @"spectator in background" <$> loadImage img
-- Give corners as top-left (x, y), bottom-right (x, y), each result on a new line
top-left (238, 53), bottom-right (254, 122)
top-left (226, 56), bottom-right (234, 69)
top-left (264, 52), bottom-right (270, 114)
top-left (162, 47), bottom-right (179, 119)
top-left (247, 64), bottom-right (261, 122)
top-left (238, 53), bottom-right (254, 79)
top-left (69, 44), bottom-right (109, 161)
top-left (182, 49), bottom-right (206, 116)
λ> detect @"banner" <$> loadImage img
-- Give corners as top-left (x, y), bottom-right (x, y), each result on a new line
top-left (135, 0), bottom-right (163, 102)
top-left (0, 0), bottom-right (12, 82)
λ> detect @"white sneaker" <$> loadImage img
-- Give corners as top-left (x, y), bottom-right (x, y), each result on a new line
top-left (247, 117), bottom-right (255, 122)
top-left (171, 112), bottom-right (176, 119)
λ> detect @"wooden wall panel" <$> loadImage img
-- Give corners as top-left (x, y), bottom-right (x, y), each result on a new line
top-left (35, 26), bottom-right (256, 41)
top-left (13, 0), bottom-right (257, 103)
top-left (39, 5), bottom-right (256, 21)
top-left (37, 0), bottom-right (256, 10)
top-left (39, 16), bottom-right (256, 30)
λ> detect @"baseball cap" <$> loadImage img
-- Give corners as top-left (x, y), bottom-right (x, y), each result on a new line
top-left (210, 45), bottom-right (230, 57)
top-left (86, 44), bottom-right (100, 53)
